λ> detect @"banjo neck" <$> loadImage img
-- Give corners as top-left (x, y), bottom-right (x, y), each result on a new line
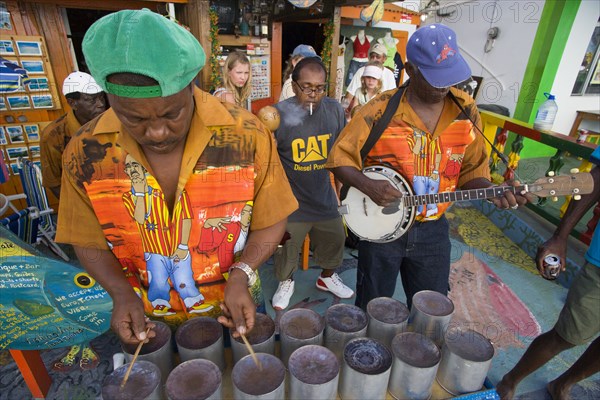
top-left (403, 185), bottom-right (525, 208)
top-left (342, 165), bottom-right (593, 243)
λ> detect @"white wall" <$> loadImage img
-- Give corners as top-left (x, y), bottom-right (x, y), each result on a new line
top-left (550, 2), bottom-right (600, 136)
top-left (357, 0), bottom-right (599, 134)
top-left (406, 0), bottom-right (599, 134)
top-left (418, 0), bottom-right (544, 116)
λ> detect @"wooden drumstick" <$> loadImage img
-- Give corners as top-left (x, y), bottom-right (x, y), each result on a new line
top-left (240, 332), bottom-right (262, 371)
top-left (120, 327), bottom-right (151, 390)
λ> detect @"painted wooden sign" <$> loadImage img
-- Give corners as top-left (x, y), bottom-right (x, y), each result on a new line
top-left (0, 227), bottom-right (112, 350)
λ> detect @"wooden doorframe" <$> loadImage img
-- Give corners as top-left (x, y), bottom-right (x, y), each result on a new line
top-left (392, 29), bottom-right (408, 83)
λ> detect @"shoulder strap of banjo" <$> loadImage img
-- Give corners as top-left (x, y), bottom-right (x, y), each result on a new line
top-left (359, 82), bottom-right (407, 162)
top-left (340, 83), bottom-right (406, 201)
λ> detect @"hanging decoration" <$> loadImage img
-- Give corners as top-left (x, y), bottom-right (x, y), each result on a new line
top-left (287, 0), bottom-right (318, 8)
top-left (208, 7), bottom-right (222, 92)
top-left (309, 0), bottom-right (324, 15)
top-left (360, 0), bottom-right (385, 25)
top-left (321, 17), bottom-right (335, 76)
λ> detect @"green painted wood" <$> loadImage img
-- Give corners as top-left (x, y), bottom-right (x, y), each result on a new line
top-left (482, 111), bottom-right (596, 159)
top-left (509, 0), bottom-right (581, 159)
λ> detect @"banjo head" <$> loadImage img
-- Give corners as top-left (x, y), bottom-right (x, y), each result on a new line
top-left (341, 166), bottom-right (416, 243)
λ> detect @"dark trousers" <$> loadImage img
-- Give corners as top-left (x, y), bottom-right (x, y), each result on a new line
top-left (355, 216), bottom-right (451, 310)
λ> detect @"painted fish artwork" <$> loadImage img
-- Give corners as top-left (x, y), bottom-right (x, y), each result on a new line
top-left (0, 227), bottom-right (112, 350)
top-left (449, 253), bottom-right (541, 349)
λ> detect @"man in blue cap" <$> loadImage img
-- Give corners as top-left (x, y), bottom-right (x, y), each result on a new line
top-left (327, 24), bottom-right (533, 312)
top-left (56, 9), bottom-right (297, 345)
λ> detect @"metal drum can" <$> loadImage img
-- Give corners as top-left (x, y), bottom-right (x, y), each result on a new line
top-left (339, 337), bottom-right (393, 400)
top-left (288, 345), bottom-right (339, 400)
top-left (166, 359), bottom-right (222, 400)
top-left (230, 312), bottom-right (276, 365)
top-left (325, 304), bottom-right (368, 361)
top-left (436, 328), bottom-right (495, 396)
top-left (232, 353), bottom-right (286, 399)
top-left (544, 254), bottom-right (562, 278)
top-left (280, 308), bottom-right (324, 367)
top-left (122, 320), bottom-right (173, 386)
top-left (366, 297), bottom-right (409, 349)
top-left (102, 360), bottom-right (161, 400)
top-left (175, 316), bottom-right (225, 371)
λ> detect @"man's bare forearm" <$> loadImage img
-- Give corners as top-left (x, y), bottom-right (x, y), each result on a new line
top-left (240, 219), bottom-right (287, 270)
top-left (554, 167), bottom-right (600, 240)
top-left (73, 246), bottom-right (134, 298)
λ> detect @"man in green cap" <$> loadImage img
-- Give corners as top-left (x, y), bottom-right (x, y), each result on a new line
top-left (56, 9), bottom-right (298, 345)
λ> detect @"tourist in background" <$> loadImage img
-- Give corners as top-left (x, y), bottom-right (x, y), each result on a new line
top-left (351, 61), bottom-right (384, 112)
top-left (214, 51), bottom-right (252, 110)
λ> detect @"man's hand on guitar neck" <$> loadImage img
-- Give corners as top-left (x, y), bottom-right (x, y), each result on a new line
top-left (462, 178), bottom-right (536, 210)
top-left (332, 166), bottom-right (403, 206)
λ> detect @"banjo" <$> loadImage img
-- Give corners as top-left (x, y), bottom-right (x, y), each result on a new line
top-left (339, 165), bottom-right (594, 243)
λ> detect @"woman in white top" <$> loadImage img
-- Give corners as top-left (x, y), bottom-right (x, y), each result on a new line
top-left (214, 51), bottom-right (252, 110)
top-left (352, 62), bottom-right (383, 110)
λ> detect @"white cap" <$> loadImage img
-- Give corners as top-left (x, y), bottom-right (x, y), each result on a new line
top-left (62, 72), bottom-right (103, 96)
top-left (363, 65), bottom-right (383, 80)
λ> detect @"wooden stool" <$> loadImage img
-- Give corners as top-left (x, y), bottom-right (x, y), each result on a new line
top-left (301, 235), bottom-right (310, 270)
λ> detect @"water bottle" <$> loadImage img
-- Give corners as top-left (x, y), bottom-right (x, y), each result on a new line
top-left (533, 92), bottom-right (558, 132)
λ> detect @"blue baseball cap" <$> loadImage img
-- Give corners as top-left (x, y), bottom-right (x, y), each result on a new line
top-left (406, 24), bottom-right (471, 88)
top-left (292, 44), bottom-right (321, 60)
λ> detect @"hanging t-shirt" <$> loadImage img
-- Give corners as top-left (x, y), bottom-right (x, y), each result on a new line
top-left (353, 35), bottom-right (370, 59)
top-left (393, 52), bottom-right (405, 87)
top-left (382, 40), bottom-right (397, 70)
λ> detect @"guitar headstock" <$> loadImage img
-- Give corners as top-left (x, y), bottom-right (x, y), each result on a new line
top-left (529, 172), bottom-right (594, 198)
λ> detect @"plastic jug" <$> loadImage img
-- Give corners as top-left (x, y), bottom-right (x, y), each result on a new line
top-left (533, 92), bottom-right (558, 132)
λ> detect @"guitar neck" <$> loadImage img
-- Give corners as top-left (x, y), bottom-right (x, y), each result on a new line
top-left (404, 185), bottom-right (526, 207)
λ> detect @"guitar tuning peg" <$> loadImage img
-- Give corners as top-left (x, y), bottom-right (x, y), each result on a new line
top-left (547, 171), bottom-right (555, 177)
top-left (570, 168), bottom-right (580, 174)
top-left (573, 195), bottom-right (582, 201)
top-left (551, 197), bottom-right (559, 202)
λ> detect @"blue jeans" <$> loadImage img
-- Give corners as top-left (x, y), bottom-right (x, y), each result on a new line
top-left (345, 59), bottom-right (367, 87)
top-left (355, 216), bottom-right (451, 310)
top-left (146, 252), bottom-right (202, 303)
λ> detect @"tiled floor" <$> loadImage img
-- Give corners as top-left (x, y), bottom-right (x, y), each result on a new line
top-left (1, 200), bottom-right (599, 399)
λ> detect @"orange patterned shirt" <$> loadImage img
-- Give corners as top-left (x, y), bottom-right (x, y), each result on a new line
top-left (56, 88), bottom-right (298, 325)
top-left (326, 87), bottom-right (490, 221)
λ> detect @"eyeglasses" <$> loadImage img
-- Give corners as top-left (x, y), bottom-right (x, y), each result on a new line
top-left (81, 94), bottom-right (106, 105)
top-left (293, 81), bottom-right (328, 95)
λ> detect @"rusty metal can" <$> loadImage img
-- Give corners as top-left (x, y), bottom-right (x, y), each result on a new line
top-left (577, 129), bottom-right (589, 143)
top-left (544, 254), bottom-right (562, 278)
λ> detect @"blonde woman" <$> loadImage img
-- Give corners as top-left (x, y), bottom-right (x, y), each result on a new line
top-left (352, 61), bottom-right (383, 110)
top-left (214, 51), bottom-right (252, 110)
top-left (279, 44), bottom-right (320, 102)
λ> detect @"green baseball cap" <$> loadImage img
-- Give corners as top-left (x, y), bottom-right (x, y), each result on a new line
top-left (82, 9), bottom-right (205, 98)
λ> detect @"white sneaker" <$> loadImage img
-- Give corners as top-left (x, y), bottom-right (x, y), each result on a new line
top-left (272, 279), bottom-right (295, 310)
top-left (316, 273), bottom-right (354, 299)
